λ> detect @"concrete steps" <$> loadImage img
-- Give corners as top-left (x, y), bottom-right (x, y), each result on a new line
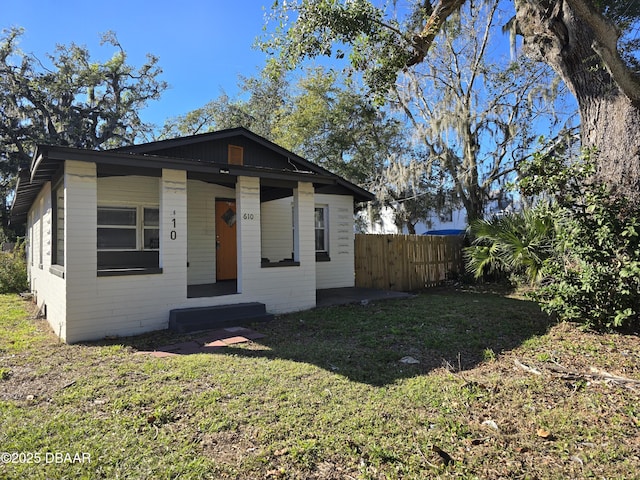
top-left (168, 302), bottom-right (274, 333)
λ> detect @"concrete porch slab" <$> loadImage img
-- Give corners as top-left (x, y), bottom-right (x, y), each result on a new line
top-left (316, 287), bottom-right (414, 308)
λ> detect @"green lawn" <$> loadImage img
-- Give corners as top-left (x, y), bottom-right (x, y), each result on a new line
top-left (1, 289), bottom-right (638, 479)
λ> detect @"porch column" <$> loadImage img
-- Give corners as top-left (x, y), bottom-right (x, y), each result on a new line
top-left (293, 181), bottom-right (316, 271)
top-left (236, 176), bottom-right (260, 293)
top-left (160, 169), bottom-right (187, 298)
top-left (64, 160), bottom-right (97, 342)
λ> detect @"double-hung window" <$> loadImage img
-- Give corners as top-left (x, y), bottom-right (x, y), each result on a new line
top-left (142, 208), bottom-right (160, 249)
top-left (314, 206), bottom-right (330, 261)
top-left (54, 183), bottom-right (65, 266)
top-left (97, 206), bottom-right (160, 273)
top-left (97, 207), bottom-right (137, 250)
top-left (97, 206), bottom-right (159, 251)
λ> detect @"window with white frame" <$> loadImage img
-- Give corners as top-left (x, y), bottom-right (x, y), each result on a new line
top-left (97, 206), bottom-right (159, 251)
top-left (53, 183), bottom-right (65, 266)
top-left (142, 207), bottom-right (160, 249)
top-left (38, 198), bottom-right (43, 268)
top-left (28, 212), bottom-right (33, 267)
top-left (314, 206), bottom-right (328, 253)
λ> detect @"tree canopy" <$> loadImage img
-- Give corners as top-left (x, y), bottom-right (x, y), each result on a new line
top-left (159, 70), bottom-right (289, 140)
top-left (262, 0), bottom-right (640, 202)
top-left (390, 0), bottom-right (569, 222)
top-left (0, 28), bottom-right (167, 236)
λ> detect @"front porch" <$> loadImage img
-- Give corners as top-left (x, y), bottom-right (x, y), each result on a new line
top-left (185, 284), bottom-right (414, 308)
top-left (173, 286), bottom-right (413, 333)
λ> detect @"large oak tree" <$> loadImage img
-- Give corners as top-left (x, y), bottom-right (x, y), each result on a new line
top-left (262, 0), bottom-right (640, 202)
top-left (0, 28), bottom-right (167, 235)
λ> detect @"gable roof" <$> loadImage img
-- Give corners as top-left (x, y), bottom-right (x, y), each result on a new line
top-left (112, 127), bottom-right (365, 189)
top-left (10, 127), bottom-right (374, 223)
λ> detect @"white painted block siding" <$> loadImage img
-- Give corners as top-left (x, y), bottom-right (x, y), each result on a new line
top-left (97, 175), bottom-right (159, 206)
top-left (63, 168), bottom-right (190, 343)
top-left (260, 194), bottom-right (356, 289)
top-left (26, 160), bottom-right (357, 343)
top-left (186, 180), bottom-right (235, 285)
top-left (27, 181), bottom-right (66, 338)
top-left (315, 194), bottom-right (355, 289)
top-left (235, 178), bottom-right (317, 313)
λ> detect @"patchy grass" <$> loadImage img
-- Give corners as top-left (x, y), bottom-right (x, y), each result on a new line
top-left (0, 295), bottom-right (47, 354)
top-left (0, 289), bottom-right (638, 479)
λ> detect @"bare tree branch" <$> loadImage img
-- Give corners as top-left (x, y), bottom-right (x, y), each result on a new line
top-left (407, 0), bottom-right (468, 67)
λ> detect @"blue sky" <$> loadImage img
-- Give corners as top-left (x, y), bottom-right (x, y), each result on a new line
top-left (2, 0), bottom-right (274, 127)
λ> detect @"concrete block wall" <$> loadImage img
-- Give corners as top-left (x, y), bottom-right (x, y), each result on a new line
top-left (63, 167), bottom-right (190, 342)
top-left (27, 181), bottom-right (66, 338)
top-left (186, 179), bottom-right (235, 285)
top-left (235, 177), bottom-right (316, 313)
top-left (260, 197), bottom-right (294, 262)
top-left (315, 194), bottom-right (355, 289)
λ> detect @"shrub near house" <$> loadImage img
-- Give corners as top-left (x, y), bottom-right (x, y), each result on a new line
top-left (0, 242), bottom-right (27, 294)
top-left (468, 151), bottom-right (640, 332)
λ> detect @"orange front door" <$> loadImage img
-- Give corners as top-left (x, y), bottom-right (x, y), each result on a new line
top-left (215, 200), bottom-right (237, 280)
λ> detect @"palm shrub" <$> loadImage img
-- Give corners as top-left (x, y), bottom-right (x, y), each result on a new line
top-left (465, 209), bottom-right (555, 285)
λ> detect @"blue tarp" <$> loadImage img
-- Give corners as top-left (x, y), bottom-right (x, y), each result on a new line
top-left (422, 229), bottom-right (466, 236)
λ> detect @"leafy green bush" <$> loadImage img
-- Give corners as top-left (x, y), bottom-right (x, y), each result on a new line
top-left (0, 241), bottom-right (28, 294)
top-left (520, 150), bottom-right (640, 331)
top-left (531, 190), bottom-right (640, 331)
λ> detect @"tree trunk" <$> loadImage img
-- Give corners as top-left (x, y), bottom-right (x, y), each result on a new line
top-left (461, 187), bottom-right (485, 223)
top-left (515, 0), bottom-right (640, 200)
top-left (581, 94), bottom-right (640, 196)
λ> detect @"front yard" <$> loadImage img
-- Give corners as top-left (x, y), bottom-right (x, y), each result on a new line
top-left (0, 289), bottom-right (638, 479)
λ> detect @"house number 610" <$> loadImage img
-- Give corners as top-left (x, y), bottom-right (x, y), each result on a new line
top-left (243, 213), bottom-right (254, 220)
top-left (170, 214), bottom-right (177, 240)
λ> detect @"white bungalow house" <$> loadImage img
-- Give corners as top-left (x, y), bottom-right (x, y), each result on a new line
top-left (10, 127), bottom-right (373, 343)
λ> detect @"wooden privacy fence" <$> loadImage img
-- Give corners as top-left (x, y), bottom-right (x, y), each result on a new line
top-left (354, 234), bottom-right (465, 291)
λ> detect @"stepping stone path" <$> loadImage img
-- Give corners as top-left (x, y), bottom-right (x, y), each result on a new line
top-left (134, 327), bottom-right (266, 358)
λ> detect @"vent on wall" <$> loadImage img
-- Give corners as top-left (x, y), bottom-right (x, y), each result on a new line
top-left (228, 145), bottom-right (244, 166)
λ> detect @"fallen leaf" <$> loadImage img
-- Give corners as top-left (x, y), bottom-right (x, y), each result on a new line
top-left (266, 468), bottom-right (286, 478)
top-left (147, 415), bottom-right (156, 424)
top-left (571, 455), bottom-right (584, 466)
top-left (536, 428), bottom-right (553, 439)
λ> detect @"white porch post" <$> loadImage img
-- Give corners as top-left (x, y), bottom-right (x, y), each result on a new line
top-left (294, 181), bottom-right (316, 289)
top-left (64, 160), bottom-right (97, 342)
top-left (160, 169), bottom-right (187, 298)
top-left (236, 176), bottom-right (260, 293)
